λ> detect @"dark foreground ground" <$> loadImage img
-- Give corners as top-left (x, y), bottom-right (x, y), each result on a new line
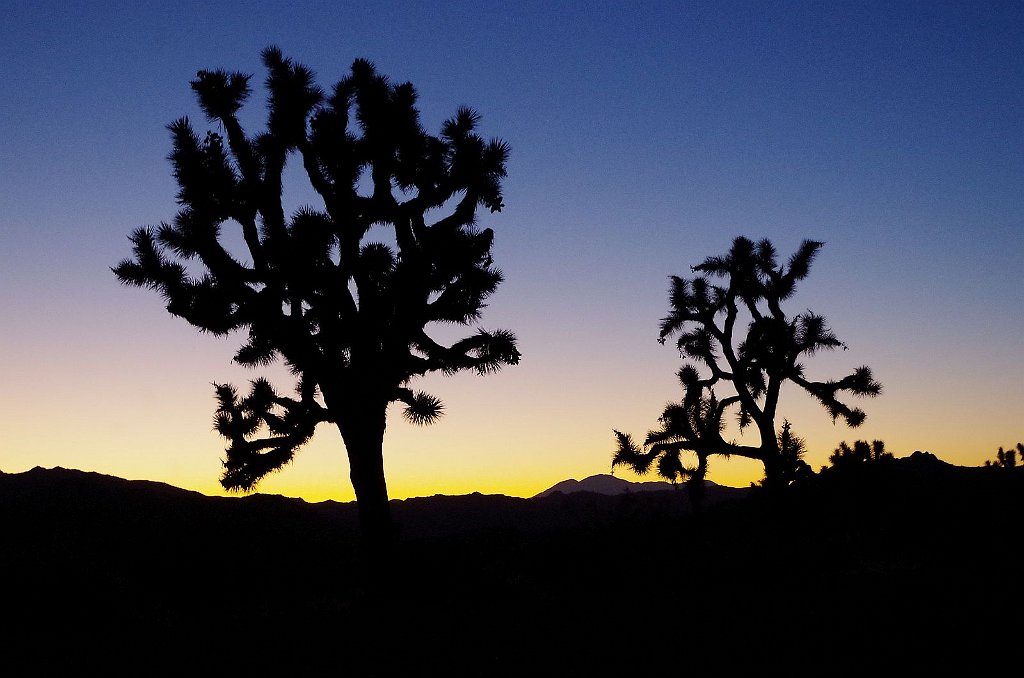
top-left (3, 453), bottom-right (1022, 676)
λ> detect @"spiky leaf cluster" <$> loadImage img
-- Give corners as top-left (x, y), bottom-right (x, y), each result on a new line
top-left (114, 48), bottom-right (520, 490)
top-left (611, 391), bottom-right (721, 484)
top-left (214, 378), bottom-right (328, 490)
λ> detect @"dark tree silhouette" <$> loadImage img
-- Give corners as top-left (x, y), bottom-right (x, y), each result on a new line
top-left (613, 237), bottom-right (881, 492)
top-left (776, 419), bottom-right (814, 485)
top-left (827, 439), bottom-right (893, 470)
top-left (985, 443), bottom-right (1022, 468)
top-left (113, 48), bottom-right (520, 550)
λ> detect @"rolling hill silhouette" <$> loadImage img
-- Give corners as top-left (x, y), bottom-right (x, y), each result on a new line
top-left (3, 455), bottom-right (1021, 675)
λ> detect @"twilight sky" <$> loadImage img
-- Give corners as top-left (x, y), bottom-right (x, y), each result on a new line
top-left (2, 1), bottom-right (1022, 501)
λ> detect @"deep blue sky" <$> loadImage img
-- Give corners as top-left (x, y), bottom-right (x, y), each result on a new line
top-left (2, 1), bottom-right (1022, 499)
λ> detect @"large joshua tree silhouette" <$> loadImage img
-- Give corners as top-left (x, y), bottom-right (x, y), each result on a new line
top-left (613, 236), bottom-right (881, 494)
top-left (113, 48), bottom-right (520, 549)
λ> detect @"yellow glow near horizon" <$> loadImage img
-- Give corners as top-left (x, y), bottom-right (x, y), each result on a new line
top-left (4, 314), bottom-right (1021, 505)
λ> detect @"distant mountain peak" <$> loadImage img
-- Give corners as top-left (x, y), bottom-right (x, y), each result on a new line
top-left (533, 473), bottom-right (685, 499)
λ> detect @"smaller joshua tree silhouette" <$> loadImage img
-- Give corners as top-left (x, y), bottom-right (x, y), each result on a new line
top-left (613, 236), bottom-right (881, 502)
top-left (775, 419), bottom-right (814, 486)
top-left (826, 439), bottom-right (892, 470)
top-left (984, 443), bottom-right (1023, 468)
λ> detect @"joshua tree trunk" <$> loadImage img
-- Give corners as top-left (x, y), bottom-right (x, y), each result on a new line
top-left (760, 454), bottom-right (782, 491)
top-left (335, 399), bottom-right (396, 557)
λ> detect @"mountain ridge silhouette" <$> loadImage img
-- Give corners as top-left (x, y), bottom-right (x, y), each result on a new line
top-left (3, 455), bottom-right (1021, 674)
top-left (1, 464), bottom-right (742, 504)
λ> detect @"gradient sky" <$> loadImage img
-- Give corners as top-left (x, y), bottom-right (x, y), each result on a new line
top-left (2, 1), bottom-right (1022, 502)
